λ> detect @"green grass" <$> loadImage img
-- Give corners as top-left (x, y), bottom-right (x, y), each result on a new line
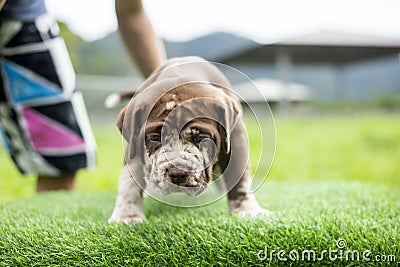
top-left (250, 113), bottom-right (400, 187)
top-left (0, 112), bottom-right (399, 266)
top-left (0, 181), bottom-right (398, 266)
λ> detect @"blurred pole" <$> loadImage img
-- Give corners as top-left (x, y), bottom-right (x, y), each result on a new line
top-left (334, 64), bottom-right (346, 101)
top-left (276, 47), bottom-right (291, 112)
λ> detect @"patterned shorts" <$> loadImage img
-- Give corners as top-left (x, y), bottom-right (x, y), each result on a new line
top-left (0, 14), bottom-right (96, 176)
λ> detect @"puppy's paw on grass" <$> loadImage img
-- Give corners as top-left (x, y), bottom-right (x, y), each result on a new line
top-left (108, 213), bottom-right (147, 224)
top-left (229, 197), bottom-right (271, 218)
top-left (233, 207), bottom-right (271, 218)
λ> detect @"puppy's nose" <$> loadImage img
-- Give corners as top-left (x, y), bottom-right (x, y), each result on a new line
top-left (168, 166), bottom-right (190, 185)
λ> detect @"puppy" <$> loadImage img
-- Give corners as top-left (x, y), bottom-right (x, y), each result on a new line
top-left (108, 56), bottom-right (269, 223)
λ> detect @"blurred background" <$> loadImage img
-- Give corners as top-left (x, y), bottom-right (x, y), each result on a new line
top-left (1, 0), bottom-right (399, 202)
top-left (45, 0), bottom-right (400, 119)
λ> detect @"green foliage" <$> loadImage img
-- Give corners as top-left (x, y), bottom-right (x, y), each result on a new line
top-left (372, 92), bottom-right (400, 110)
top-left (58, 22), bottom-right (138, 75)
top-left (58, 21), bottom-right (85, 71)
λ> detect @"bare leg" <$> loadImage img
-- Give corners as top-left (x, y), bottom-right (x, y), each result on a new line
top-left (36, 173), bottom-right (76, 192)
top-left (0, 0), bottom-right (6, 10)
top-left (115, 0), bottom-right (166, 78)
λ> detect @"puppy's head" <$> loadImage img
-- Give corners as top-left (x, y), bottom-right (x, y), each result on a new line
top-left (118, 82), bottom-right (240, 196)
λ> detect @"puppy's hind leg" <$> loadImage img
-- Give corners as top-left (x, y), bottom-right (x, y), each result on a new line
top-left (108, 164), bottom-right (146, 224)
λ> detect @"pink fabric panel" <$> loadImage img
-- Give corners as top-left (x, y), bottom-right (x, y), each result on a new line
top-left (22, 107), bottom-right (85, 150)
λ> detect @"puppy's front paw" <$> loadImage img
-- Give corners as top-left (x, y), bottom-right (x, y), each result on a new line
top-left (108, 213), bottom-right (147, 224)
top-left (233, 207), bottom-right (271, 218)
top-left (229, 197), bottom-right (271, 218)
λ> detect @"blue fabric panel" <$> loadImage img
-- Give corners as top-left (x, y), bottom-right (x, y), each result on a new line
top-left (1, 60), bottom-right (62, 104)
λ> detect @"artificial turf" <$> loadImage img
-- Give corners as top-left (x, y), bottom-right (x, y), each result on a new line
top-left (1, 112), bottom-right (399, 266)
top-left (0, 180), bottom-right (399, 266)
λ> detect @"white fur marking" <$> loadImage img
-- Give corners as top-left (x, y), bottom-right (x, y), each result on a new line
top-left (166, 100), bottom-right (176, 110)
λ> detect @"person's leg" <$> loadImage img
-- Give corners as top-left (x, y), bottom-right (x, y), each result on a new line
top-left (36, 173), bottom-right (76, 192)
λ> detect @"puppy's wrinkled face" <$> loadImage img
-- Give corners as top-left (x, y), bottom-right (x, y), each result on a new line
top-left (144, 120), bottom-right (219, 196)
top-left (143, 87), bottom-right (222, 197)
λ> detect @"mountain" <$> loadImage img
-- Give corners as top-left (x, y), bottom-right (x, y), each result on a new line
top-left (59, 25), bottom-right (400, 102)
top-left (59, 25), bottom-right (140, 75)
top-left (59, 25), bottom-right (258, 75)
top-left (164, 32), bottom-right (258, 60)
top-left (78, 32), bottom-right (139, 75)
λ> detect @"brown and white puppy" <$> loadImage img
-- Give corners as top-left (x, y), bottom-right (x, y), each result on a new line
top-left (108, 56), bottom-right (269, 223)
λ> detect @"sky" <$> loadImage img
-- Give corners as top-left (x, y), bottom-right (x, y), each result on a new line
top-left (45, 0), bottom-right (400, 43)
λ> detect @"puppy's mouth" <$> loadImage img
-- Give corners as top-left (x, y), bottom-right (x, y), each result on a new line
top-left (165, 165), bottom-right (208, 196)
top-left (146, 165), bottom-right (209, 197)
top-left (179, 185), bottom-right (207, 197)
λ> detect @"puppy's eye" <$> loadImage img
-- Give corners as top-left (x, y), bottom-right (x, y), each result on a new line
top-left (190, 128), bottom-right (212, 145)
top-left (148, 133), bottom-right (161, 142)
top-left (192, 134), bottom-right (209, 144)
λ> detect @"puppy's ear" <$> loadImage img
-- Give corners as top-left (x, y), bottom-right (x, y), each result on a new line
top-left (116, 106), bottom-right (127, 134)
top-left (116, 105), bottom-right (144, 160)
